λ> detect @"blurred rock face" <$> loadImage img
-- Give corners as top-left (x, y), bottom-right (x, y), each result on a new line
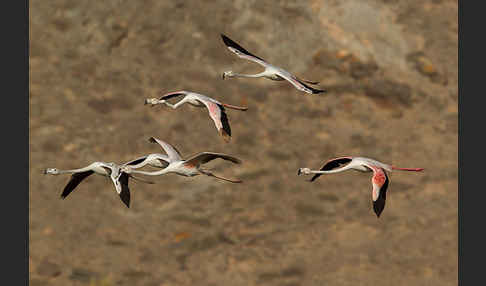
top-left (30, 1), bottom-right (457, 286)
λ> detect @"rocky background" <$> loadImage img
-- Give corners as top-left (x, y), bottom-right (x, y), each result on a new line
top-left (29, 0), bottom-right (458, 285)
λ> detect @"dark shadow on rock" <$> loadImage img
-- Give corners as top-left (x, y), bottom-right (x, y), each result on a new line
top-left (294, 202), bottom-right (325, 218)
top-left (69, 268), bottom-right (100, 283)
top-left (123, 269), bottom-right (151, 279)
top-left (170, 214), bottom-right (212, 227)
top-left (29, 279), bottom-right (49, 286)
top-left (318, 193), bottom-right (339, 202)
top-left (350, 60), bottom-right (379, 80)
top-left (364, 79), bottom-right (413, 108)
top-left (37, 259), bottom-right (62, 278)
top-left (281, 266), bottom-right (305, 278)
top-left (258, 266), bottom-right (305, 283)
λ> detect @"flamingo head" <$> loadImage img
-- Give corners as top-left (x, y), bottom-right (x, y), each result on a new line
top-left (297, 168), bottom-right (312, 176)
top-left (44, 168), bottom-right (60, 175)
top-left (144, 98), bottom-right (163, 106)
top-left (222, 71), bottom-right (234, 80)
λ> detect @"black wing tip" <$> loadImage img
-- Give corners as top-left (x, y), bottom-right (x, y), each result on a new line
top-left (373, 171), bottom-right (389, 218)
top-left (296, 78), bottom-right (327, 94)
top-left (373, 206), bottom-right (383, 218)
top-left (219, 107), bottom-right (232, 137)
top-left (309, 175), bottom-right (320, 182)
top-left (120, 188), bottom-right (130, 208)
top-left (221, 34), bottom-right (232, 45)
top-left (60, 190), bottom-right (71, 199)
top-left (119, 173), bottom-right (131, 208)
top-left (373, 199), bottom-right (385, 218)
top-left (312, 88), bottom-right (327, 94)
top-left (220, 34), bottom-right (241, 52)
top-left (220, 34), bottom-right (266, 62)
top-left (122, 199), bottom-right (130, 208)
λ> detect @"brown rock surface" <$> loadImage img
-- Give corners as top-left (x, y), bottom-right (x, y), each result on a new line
top-left (30, 0), bottom-right (457, 285)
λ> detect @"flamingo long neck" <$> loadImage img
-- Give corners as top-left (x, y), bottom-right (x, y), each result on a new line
top-left (391, 166), bottom-right (424, 172)
top-left (232, 71), bottom-right (267, 78)
top-left (310, 165), bottom-right (353, 174)
top-left (159, 98), bottom-right (186, 109)
top-left (57, 166), bottom-right (94, 174)
top-left (129, 168), bottom-right (172, 176)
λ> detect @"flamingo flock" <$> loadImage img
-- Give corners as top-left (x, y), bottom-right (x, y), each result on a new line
top-left (44, 34), bottom-right (424, 217)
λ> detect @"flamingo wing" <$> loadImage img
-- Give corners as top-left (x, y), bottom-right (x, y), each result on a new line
top-left (184, 152), bottom-right (242, 167)
top-left (198, 100), bottom-right (232, 142)
top-left (310, 157), bottom-right (353, 182)
top-left (276, 72), bottom-right (326, 95)
top-left (60, 171), bottom-right (94, 199)
top-left (221, 34), bottom-right (268, 67)
top-left (123, 156), bottom-right (148, 167)
top-left (118, 172), bottom-right (131, 208)
top-left (107, 167), bottom-right (131, 208)
top-left (148, 137), bottom-right (183, 162)
top-left (155, 156), bottom-right (170, 169)
top-left (296, 76), bottom-right (319, 85)
top-left (371, 167), bottom-right (389, 217)
top-left (159, 91), bottom-right (186, 101)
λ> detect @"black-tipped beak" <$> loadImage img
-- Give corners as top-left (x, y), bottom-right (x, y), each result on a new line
top-left (297, 169), bottom-right (302, 176)
top-left (222, 73), bottom-right (225, 80)
top-left (43, 169), bottom-right (47, 174)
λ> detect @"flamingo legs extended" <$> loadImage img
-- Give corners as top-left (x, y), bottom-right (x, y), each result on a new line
top-left (391, 166), bottom-right (424, 172)
top-left (198, 169), bottom-right (243, 183)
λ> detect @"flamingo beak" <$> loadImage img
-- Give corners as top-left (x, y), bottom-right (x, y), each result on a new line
top-left (297, 168), bottom-right (302, 175)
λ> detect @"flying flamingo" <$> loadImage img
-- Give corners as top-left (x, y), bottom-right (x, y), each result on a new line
top-left (145, 90), bottom-right (248, 142)
top-left (44, 160), bottom-right (154, 208)
top-left (121, 137), bottom-right (243, 183)
top-left (297, 156), bottom-right (424, 217)
top-left (220, 34), bottom-right (326, 95)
